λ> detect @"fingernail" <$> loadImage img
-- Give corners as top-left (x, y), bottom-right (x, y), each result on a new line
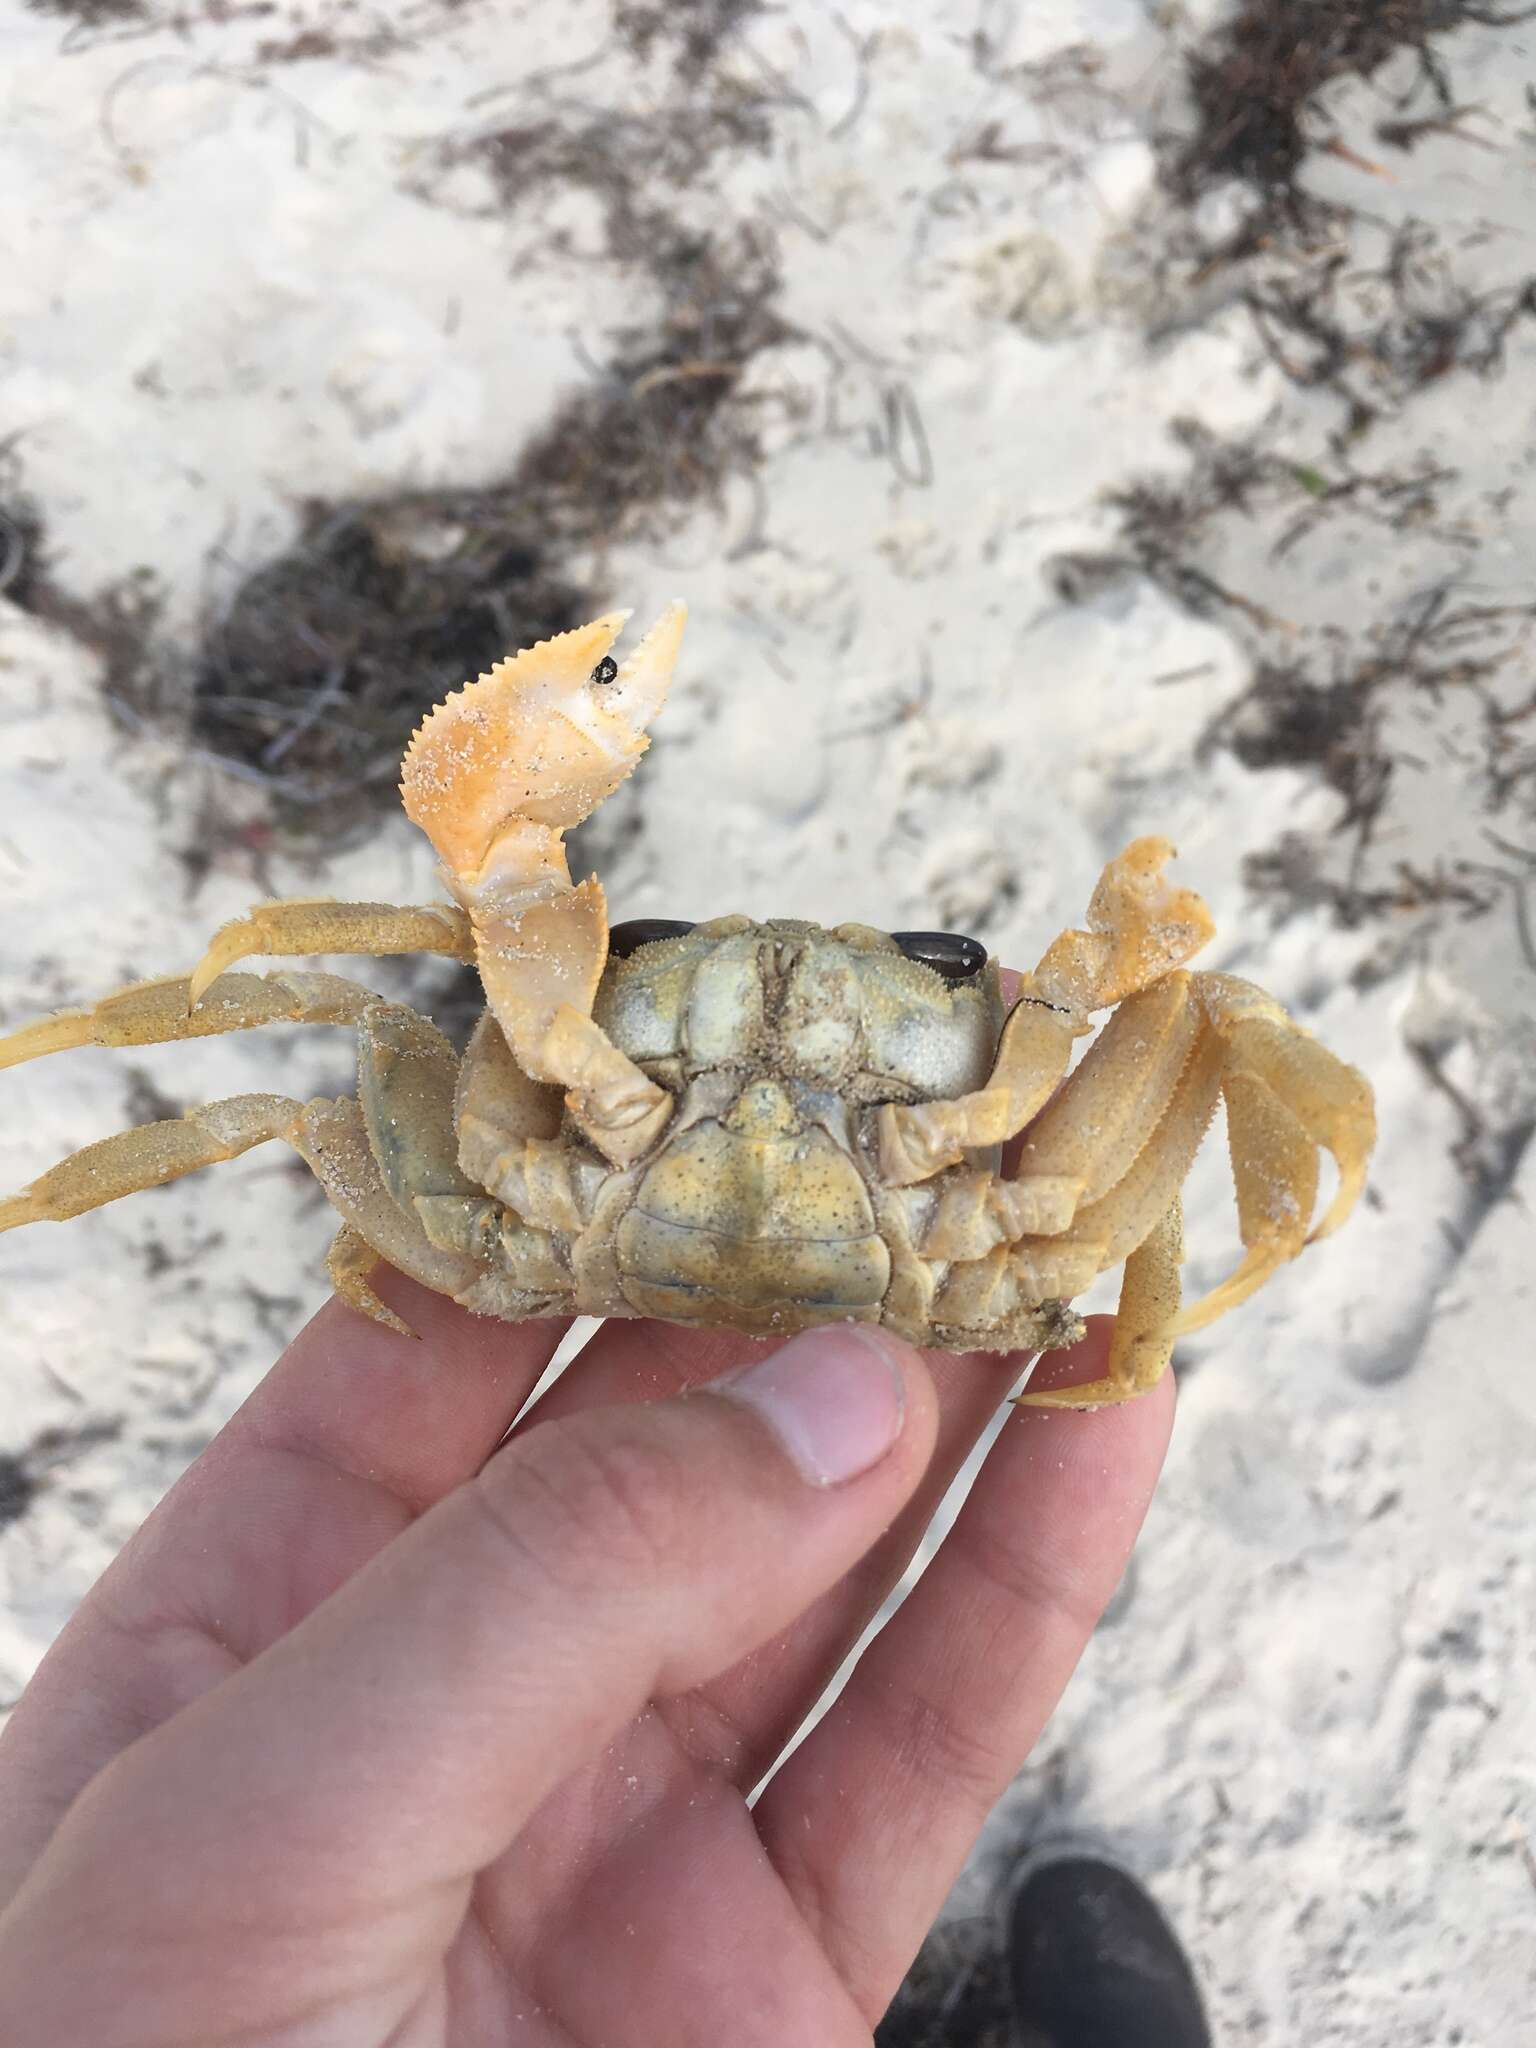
top-left (718, 1326), bottom-right (908, 1487)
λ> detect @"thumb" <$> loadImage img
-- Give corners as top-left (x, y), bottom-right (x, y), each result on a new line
top-left (7, 1325), bottom-right (938, 1933)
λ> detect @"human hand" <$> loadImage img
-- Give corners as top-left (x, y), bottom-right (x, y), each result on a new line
top-left (0, 1275), bottom-right (1171, 2045)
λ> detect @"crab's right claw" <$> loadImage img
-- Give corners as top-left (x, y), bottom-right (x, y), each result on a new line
top-left (400, 603), bottom-right (687, 1164)
top-left (400, 602), bottom-right (686, 891)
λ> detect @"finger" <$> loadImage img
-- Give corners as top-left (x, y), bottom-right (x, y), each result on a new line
top-left (0, 1269), bottom-right (568, 1908)
top-left (0, 1326), bottom-right (940, 2022)
top-left (524, 1311), bottom-right (1027, 1783)
top-left (756, 1317), bottom-right (1174, 2020)
top-left (121, 1264), bottom-right (571, 1634)
top-left (228, 1263), bottom-right (571, 1511)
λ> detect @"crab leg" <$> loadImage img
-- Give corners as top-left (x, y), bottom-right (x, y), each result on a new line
top-left (1165, 1071), bottom-right (1317, 1336)
top-left (917, 1166), bottom-right (1084, 1262)
top-left (930, 1235), bottom-right (1105, 1336)
top-left (1193, 972), bottom-right (1375, 1241)
top-left (0, 1092), bottom-right (312, 1233)
top-left (0, 969), bottom-right (381, 1070)
top-left (288, 1093), bottom-right (491, 1320)
top-left (879, 998), bottom-right (1077, 1185)
top-left (0, 1089), bottom-right (489, 1320)
top-left (1016, 1197), bottom-right (1185, 1409)
top-left (353, 1009), bottom-right (577, 1318)
top-left (0, 983), bottom-right (504, 1329)
top-left (1015, 1027), bottom-right (1224, 1275)
top-left (327, 1224), bottom-right (411, 1336)
top-left (348, 998), bottom-right (569, 1304)
top-left (448, 1010), bottom-right (589, 1236)
top-left (354, 1002), bottom-right (481, 1219)
top-left (929, 1029), bottom-right (1220, 1360)
top-left (400, 605), bottom-right (686, 1167)
top-left (1012, 972), bottom-right (1370, 1374)
top-left (908, 975), bottom-right (1207, 1254)
top-left (186, 900), bottom-right (473, 1007)
top-left (879, 838), bottom-right (1215, 1183)
top-left (1012, 974), bottom-right (1205, 1204)
top-left (1168, 972), bottom-right (1375, 1336)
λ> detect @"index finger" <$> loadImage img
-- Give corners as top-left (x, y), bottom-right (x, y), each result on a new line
top-left (0, 1269), bottom-right (569, 1908)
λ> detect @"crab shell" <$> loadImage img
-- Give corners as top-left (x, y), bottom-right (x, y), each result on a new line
top-left (583, 917), bottom-right (1007, 1335)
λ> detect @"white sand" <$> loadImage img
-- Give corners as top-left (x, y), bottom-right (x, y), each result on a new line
top-left (2, 2), bottom-right (1534, 2037)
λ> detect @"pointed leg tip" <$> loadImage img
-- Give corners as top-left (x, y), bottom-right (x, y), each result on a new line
top-left (186, 965), bottom-right (219, 1010)
top-left (1013, 1375), bottom-right (1138, 1411)
top-left (373, 1302), bottom-right (419, 1339)
top-left (1309, 1158), bottom-right (1371, 1242)
top-left (1166, 1246), bottom-right (1278, 1336)
top-left (332, 1284), bottom-right (418, 1339)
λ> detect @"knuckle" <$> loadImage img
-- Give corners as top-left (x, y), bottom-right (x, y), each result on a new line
top-left (478, 1414), bottom-right (699, 1595)
top-left (873, 1677), bottom-right (1007, 1816)
top-left (952, 1496), bottom-right (1109, 1640)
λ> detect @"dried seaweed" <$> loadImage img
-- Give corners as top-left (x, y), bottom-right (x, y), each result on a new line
top-left (1243, 223), bottom-right (1536, 435)
top-left (26, 0), bottom-right (146, 23)
top-left (0, 498), bottom-right (48, 610)
top-left (9, 0), bottom-right (789, 844)
top-left (0, 1420), bottom-right (122, 1535)
top-left (1245, 834), bottom-right (1502, 928)
top-left (614, 0), bottom-right (765, 72)
top-left (1209, 659), bottom-right (1388, 833)
top-left (0, 1455), bottom-right (38, 1532)
top-left (1172, 0), bottom-right (1536, 242)
top-left (1158, 0), bottom-right (1536, 433)
top-left (0, 471), bottom-right (163, 706)
top-left (255, 23), bottom-right (403, 67)
top-left (6, 16), bottom-right (786, 838)
top-left (1109, 413), bottom-right (1536, 941)
top-left (1107, 423), bottom-right (1302, 631)
top-left (442, 55), bottom-right (775, 237)
top-left (187, 509), bottom-right (590, 827)
top-left (174, 222), bottom-right (784, 838)
top-left (1216, 589), bottom-right (1536, 868)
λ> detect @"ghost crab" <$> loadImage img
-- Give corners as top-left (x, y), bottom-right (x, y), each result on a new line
top-left (0, 605), bottom-right (1375, 1406)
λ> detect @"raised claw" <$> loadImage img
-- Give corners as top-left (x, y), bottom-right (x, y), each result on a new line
top-left (400, 607), bottom-right (685, 884)
top-left (1026, 836), bottom-right (1215, 1017)
top-left (878, 841), bottom-right (1215, 1189)
top-left (400, 604), bottom-right (687, 1163)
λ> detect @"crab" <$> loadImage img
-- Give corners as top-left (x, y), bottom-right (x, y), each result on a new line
top-left (0, 604), bottom-right (1375, 1407)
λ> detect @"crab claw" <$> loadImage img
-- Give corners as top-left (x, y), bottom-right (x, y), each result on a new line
top-left (401, 601), bottom-right (686, 883)
top-left (1026, 837), bottom-right (1215, 1018)
top-left (400, 603), bottom-right (687, 1163)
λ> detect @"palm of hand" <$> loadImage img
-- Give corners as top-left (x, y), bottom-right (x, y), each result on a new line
top-left (0, 1272), bottom-right (1169, 2046)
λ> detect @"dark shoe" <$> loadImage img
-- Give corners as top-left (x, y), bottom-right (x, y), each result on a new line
top-left (1005, 1849), bottom-right (1211, 2048)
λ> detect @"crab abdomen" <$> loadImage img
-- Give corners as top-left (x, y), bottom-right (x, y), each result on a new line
top-left (614, 1080), bottom-right (890, 1333)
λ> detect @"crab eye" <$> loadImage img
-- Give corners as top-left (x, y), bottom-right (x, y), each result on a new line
top-left (608, 918), bottom-right (697, 958)
top-left (890, 930), bottom-right (988, 982)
